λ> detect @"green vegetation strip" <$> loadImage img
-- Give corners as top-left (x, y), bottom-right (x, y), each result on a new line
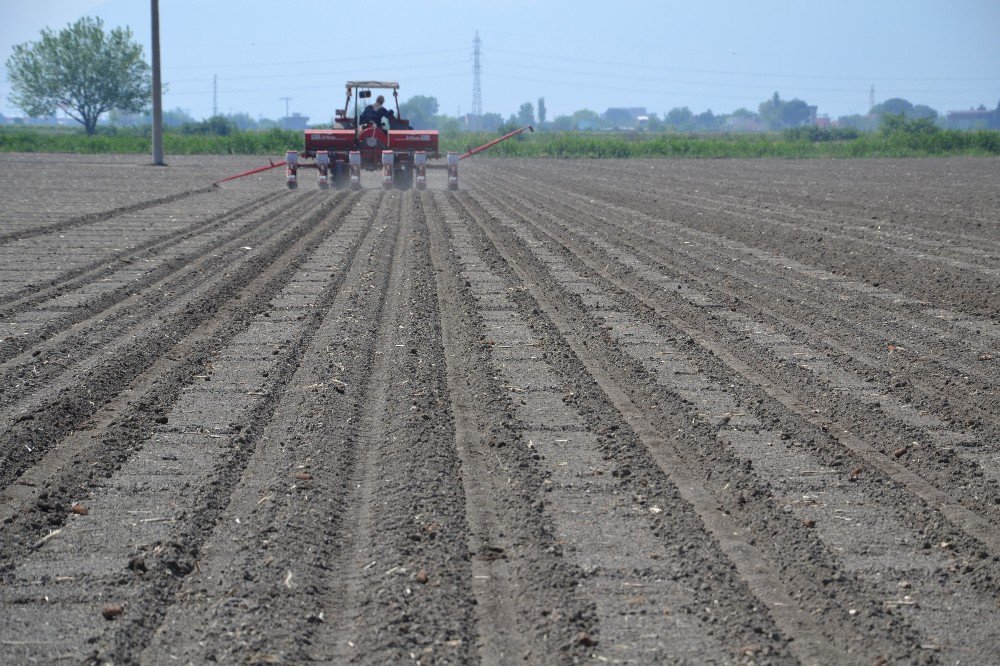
top-left (2, 126), bottom-right (998, 158)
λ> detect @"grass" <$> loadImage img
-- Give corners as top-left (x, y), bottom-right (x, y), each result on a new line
top-left (2, 125), bottom-right (998, 158)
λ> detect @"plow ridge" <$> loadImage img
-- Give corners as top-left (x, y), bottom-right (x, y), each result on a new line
top-left (0, 154), bottom-right (997, 664)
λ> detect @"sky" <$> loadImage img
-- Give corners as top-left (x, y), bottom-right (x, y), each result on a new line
top-left (1, 0), bottom-right (999, 124)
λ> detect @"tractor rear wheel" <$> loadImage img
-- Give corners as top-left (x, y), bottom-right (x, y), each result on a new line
top-left (393, 165), bottom-right (414, 190)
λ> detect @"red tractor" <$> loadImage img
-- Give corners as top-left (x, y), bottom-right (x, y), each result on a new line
top-left (216, 81), bottom-right (532, 191)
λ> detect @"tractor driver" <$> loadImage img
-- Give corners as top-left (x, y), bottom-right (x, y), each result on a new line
top-left (360, 94), bottom-right (395, 130)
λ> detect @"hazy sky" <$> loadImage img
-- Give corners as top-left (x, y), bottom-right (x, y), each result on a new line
top-left (1, 0), bottom-right (998, 124)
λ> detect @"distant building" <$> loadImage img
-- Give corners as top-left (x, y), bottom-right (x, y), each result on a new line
top-left (945, 107), bottom-right (996, 130)
top-left (815, 114), bottom-right (831, 129)
top-left (282, 113), bottom-right (309, 130)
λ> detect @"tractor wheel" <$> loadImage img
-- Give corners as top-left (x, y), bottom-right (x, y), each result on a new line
top-left (331, 161), bottom-right (347, 189)
top-left (393, 165), bottom-right (414, 191)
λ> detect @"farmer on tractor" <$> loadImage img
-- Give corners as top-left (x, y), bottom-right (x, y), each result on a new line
top-left (360, 94), bottom-right (394, 129)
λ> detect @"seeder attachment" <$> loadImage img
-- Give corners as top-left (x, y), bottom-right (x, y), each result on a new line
top-left (415, 151), bottom-right (427, 190)
top-left (316, 151), bottom-right (330, 189)
top-left (349, 151), bottom-right (361, 190)
top-left (285, 151), bottom-right (298, 189)
top-left (447, 152), bottom-right (459, 191)
top-left (382, 151), bottom-right (394, 190)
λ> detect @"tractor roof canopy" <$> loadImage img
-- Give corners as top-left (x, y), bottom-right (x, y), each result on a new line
top-left (346, 81), bottom-right (399, 90)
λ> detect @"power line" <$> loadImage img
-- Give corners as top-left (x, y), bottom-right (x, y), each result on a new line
top-left (164, 48), bottom-right (467, 71)
top-left (490, 47), bottom-right (1000, 83)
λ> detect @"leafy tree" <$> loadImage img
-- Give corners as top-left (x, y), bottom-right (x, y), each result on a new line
top-left (759, 92), bottom-right (814, 129)
top-left (550, 114), bottom-right (574, 131)
top-left (880, 113), bottom-right (939, 136)
top-left (399, 95), bottom-right (438, 129)
top-left (6, 17), bottom-right (151, 135)
top-left (692, 109), bottom-right (723, 131)
top-left (603, 107), bottom-right (634, 128)
top-left (499, 114), bottom-right (520, 134)
top-left (479, 112), bottom-right (503, 132)
top-left (517, 101), bottom-right (535, 126)
top-left (871, 98), bottom-right (913, 116)
top-left (180, 115), bottom-right (238, 136)
top-left (571, 108), bottom-right (601, 130)
top-left (837, 113), bottom-right (878, 131)
top-left (108, 106), bottom-right (194, 127)
top-left (434, 115), bottom-right (462, 140)
top-left (665, 106), bottom-right (693, 130)
top-left (226, 112), bottom-right (258, 130)
top-left (537, 97), bottom-right (547, 126)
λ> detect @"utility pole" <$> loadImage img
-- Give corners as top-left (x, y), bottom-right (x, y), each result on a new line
top-left (280, 97), bottom-right (292, 119)
top-left (869, 85), bottom-right (875, 113)
top-left (471, 31), bottom-right (482, 130)
top-left (150, 0), bottom-right (164, 165)
top-left (213, 74), bottom-right (218, 117)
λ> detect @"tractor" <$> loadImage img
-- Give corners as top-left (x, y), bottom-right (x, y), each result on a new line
top-left (215, 81), bottom-right (532, 191)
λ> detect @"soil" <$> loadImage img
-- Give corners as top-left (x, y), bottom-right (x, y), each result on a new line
top-left (0, 153), bottom-right (997, 664)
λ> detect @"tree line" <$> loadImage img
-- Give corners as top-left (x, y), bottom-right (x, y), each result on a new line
top-left (6, 18), bottom-right (999, 136)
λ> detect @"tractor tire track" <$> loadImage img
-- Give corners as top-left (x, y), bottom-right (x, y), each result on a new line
top-left (458, 181), bottom-right (1000, 663)
top-left (0, 192), bottom-right (348, 489)
top-left (0, 189), bottom-right (286, 312)
top-left (0, 156), bottom-right (996, 664)
top-left (0, 187), bottom-right (211, 245)
top-left (0, 191), bottom-right (362, 548)
top-left (474, 172), bottom-right (1000, 525)
top-left (0, 191), bottom-right (381, 663)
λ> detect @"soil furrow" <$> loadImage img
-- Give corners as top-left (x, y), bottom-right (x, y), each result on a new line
top-left (491, 166), bottom-right (998, 372)
top-left (426, 191), bottom-right (599, 663)
top-left (0, 192), bottom-right (382, 663)
top-left (1, 156), bottom-right (996, 664)
top-left (467, 178), bottom-right (1000, 551)
top-left (137, 192), bottom-right (396, 664)
top-left (511, 161), bottom-right (999, 317)
top-left (0, 186), bottom-right (211, 245)
top-left (449, 191), bottom-right (868, 663)
top-left (0, 192), bottom-right (361, 539)
top-left (0, 189), bottom-right (287, 313)
top-left (470, 176), bottom-right (1000, 526)
top-left (457, 184), bottom-right (1000, 662)
top-left (0, 192), bottom-right (348, 488)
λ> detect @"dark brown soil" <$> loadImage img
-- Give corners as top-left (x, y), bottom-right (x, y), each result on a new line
top-left (1, 154), bottom-right (997, 664)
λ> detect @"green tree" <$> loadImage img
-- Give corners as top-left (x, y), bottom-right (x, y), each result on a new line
top-left (6, 17), bottom-right (151, 135)
top-left (550, 114), bottom-right (574, 131)
top-left (399, 95), bottom-right (439, 129)
top-left (880, 113), bottom-right (939, 137)
top-left (665, 106), bottom-right (693, 130)
top-left (603, 108), bottom-right (634, 128)
top-left (759, 92), bottom-right (814, 129)
top-left (571, 108), bottom-right (601, 130)
top-left (517, 101), bottom-right (535, 126)
top-left (479, 112), bottom-right (502, 132)
top-left (871, 98), bottom-right (913, 116)
top-left (537, 97), bottom-right (547, 126)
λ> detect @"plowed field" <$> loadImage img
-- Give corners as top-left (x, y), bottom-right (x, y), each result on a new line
top-left (1, 154), bottom-right (998, 664)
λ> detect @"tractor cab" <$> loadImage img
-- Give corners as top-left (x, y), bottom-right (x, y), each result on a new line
top-left (335, 81), bottom-right (412, 133)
